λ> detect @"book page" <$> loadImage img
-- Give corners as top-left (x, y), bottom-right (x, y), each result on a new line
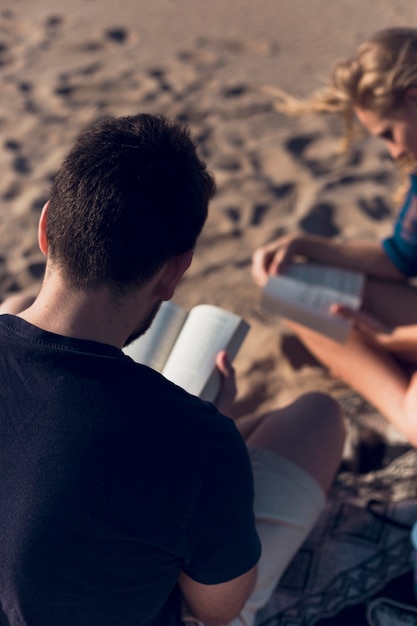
top-left (161, 304), bottom-right (250, 402)
top-left (123, 300), bottom-right (187, 372)
top-left (283, 263), bottom-right (365, 309)
top-left (262, 265), bottom-right (364, 343)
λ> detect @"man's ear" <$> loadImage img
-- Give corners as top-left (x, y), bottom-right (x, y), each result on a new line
top-left (405, 87), bottom-right (417, 107)
top-left (155, 249), bottom-right (194, 300)
top-left (38, 200), bottom-right (50, 255)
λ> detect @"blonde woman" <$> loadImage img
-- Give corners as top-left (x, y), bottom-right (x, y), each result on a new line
top-left (252, 28), bottom-right (417, 446)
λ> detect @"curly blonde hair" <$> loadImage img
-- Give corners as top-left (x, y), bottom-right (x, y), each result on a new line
top-left (273, 28), bottom-right (417, 144)
top-left (270, 28), bottom-right (417, 201)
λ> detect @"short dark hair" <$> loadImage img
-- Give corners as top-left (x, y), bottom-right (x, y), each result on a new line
top-left (46, 113), bottom-right (215, 292)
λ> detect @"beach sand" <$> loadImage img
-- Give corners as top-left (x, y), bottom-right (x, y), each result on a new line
top-left (2, 0), bottom-right (417, 460)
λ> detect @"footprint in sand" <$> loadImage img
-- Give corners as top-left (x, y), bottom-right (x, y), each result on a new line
top-left (271, 182), bottom-right (295, 201)
top-left (223, 207), bottom-right (240, 224)
top-left (285, 133), bottom-right (332, 177)
top-left (78, 62), bottom-right (102, 77)
top-left (39, 15), bottom-right (64, 50)
top-left (147, 68), bottom-right (173, 94)
top-left (45, 15), bottom-right (63, 29)
top-left (213, 154), bottom-right (242, 173)
top-left (0, 279), bottom-right (21, 295)
top-left (324, 170), bottom-right (391, 191)
top-left (358, 196), bottom-right (392, 221)
top-left (220, 85), bottom-right (248, 99)
top-left (220, 201), bottom-right (271, 233)
top-left (2, 182), bottom-right (21, 202)
top-left (249, 203), bottom-right (270, 227)
top-left (18, 81), bottom-right (32, 94)
top-left (0, 41), bottom-right (13, 68)
top-left (194, 128), bottom-right (213, 158)
top-left (4, 139), bottom-right (21, 151)
top-left (285, 133), bottom-right (365, 178)
top-left (28, 262), bottom-right (45, 280)
top-left (30, 196), bottom-right (49, 213)
top-left (298, 201), bottom-right (339, 237)
top-left (104, 27), bottom-right (129, 45)
top-left (12, 155), bottom-right (31, 175)
top-left (285, 134), bottom-right (317, 157)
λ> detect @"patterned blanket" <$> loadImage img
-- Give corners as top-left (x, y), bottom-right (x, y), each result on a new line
top-left (255, 448), bottom-right (417, 626)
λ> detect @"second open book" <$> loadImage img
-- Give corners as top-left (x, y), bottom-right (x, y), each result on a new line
top-left (261, 262), bottom-right (366, 343)
top-left (123, 302), bottom-right (249, 402)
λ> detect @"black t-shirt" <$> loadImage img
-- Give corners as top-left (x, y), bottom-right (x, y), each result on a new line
top-left (0, 315), bottom-right (260, 626)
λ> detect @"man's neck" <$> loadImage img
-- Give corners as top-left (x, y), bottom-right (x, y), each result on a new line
top-left (18, 274), bottom-right (157, 349)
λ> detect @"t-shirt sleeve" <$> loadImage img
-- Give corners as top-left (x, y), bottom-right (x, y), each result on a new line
top-left (382, 175), bottom-right (417, 277)
top-left (183, 416), bottom-right (261, 584)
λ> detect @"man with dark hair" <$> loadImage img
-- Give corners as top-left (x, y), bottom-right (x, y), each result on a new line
top-left (0, 113), bottom-right (344, 626)
top-left (46, 114), bottom-right (214, 292)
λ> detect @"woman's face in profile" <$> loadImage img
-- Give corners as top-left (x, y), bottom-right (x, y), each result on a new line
top-left (355, 89), bottom-right (417, 168)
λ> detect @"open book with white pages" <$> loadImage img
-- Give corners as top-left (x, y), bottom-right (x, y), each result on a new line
top-left (123, 301), bottom-right (250, 402)
top-left (261, 262), bottom-right (365, 343)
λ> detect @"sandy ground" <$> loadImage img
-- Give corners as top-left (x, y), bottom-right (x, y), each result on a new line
top-left (2, 0), bottom-right (417, 455)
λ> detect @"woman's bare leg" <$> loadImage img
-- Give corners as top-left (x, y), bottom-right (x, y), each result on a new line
top-left (239, 392), bottom-right (345, 492)
top-left (284, 278), bottom-right (417, 444)
top-left (230, 393), bottom-right (345, 626)
top-left (364, 278), bottom-right (417, 327)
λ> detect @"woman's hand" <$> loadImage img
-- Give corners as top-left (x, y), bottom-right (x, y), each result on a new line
top-left (251, 234), bottom-right (306, 287)
top-left (330, 304), bottom-right (417, 354)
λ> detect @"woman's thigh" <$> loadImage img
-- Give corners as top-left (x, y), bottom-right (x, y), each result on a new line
top-left (364, 277), bottom-right (417, 326)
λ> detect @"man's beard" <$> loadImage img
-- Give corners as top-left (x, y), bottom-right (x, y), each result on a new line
top-left (123, 300), bottom-right (162, 348)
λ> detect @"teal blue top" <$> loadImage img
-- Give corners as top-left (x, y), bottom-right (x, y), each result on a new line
top-left (383, 174), bottom-right (417, 276)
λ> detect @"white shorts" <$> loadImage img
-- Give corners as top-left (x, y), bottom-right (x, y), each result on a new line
top-left (184, 446), bottom-right (325, 626)
top-left (248, 445), bottom-right (325, 534)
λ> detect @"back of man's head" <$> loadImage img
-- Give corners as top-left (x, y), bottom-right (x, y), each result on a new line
top-left (46, 113), bottom-right (215, 293)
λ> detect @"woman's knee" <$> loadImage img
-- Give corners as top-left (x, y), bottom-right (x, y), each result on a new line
top-left (295, 392), bottom-right (346, 444)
